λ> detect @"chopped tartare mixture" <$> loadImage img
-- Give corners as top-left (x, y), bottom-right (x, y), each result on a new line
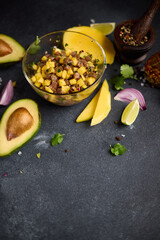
top-left (30, 47), bottom-right (100, 94)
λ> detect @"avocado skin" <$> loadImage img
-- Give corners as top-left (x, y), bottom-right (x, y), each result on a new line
top-left (0, 34), bottom-right (25, 64)
top-left (0, 99), bottom-right (41, 157)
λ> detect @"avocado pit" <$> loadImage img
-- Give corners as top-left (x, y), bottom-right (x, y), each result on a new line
top-left (0, 39), bottom-right (13, 57)
top-left (6, 107), bottom-right (34, 141)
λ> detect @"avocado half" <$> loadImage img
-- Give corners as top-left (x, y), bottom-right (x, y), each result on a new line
top-left (0, 99), bottom-right (41, 157)
top-left (0, 34), bottom-right (25, 64)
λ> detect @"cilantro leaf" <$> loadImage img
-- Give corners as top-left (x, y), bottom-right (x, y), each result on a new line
top-left (109, 75), bottom-right (124, 90)
top-left (110, 143), bottom-right (126, 156)
top-left (29, 36), bottom-right (41, 54)
top-left (50, 133), bottom-right (64, 146)
top-left (120, 64), bottom-right (134, 79)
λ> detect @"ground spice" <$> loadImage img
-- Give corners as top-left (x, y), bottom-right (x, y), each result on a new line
top-left (65, 149), bottom-right (69, 153)
top-left (119, 23), bottom-right (148, 46)
top-left (145, 52), bottom-right (160, 88)
top-left (114, 120), bottom-right (118, 124)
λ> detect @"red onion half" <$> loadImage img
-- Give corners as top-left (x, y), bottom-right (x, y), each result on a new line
top-left (0, 80), bottom-right (14, 106)
top-left (114, 88), bottom-right (146, 110)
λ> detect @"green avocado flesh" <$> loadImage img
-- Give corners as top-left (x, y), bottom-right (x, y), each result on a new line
top-left (0, 99), bottom-right (41, 157)
top-left (0, 34), bottom-right (25, 64)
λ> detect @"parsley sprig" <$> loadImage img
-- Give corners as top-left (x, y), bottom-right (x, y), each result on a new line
top-left (29, 36), bottom-right (41, 54)
top-left (110, 143), bottom-right (126, 156)
top-left (50, 133), bottom-right (64, 146)
top-left (110, 64), bottom-right (135, 90)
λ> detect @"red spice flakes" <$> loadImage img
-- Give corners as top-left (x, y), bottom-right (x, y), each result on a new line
top-left (65, 149), bottom-right (69, 153)
top-left (115, 136), bottom-right (122, 141)
top-left (3, 173), bottom-right (7, 177)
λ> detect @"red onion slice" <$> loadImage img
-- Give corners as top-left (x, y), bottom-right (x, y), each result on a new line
top-left (114, 88), bottom-right (146, 110)
top-left (0, 80), bottom-right (14, 106)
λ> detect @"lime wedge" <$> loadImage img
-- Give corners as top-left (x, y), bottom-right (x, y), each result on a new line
top-left (90, 22), bottom-right (116, 35)
top-left (121, 99), bottom-right (140, 125)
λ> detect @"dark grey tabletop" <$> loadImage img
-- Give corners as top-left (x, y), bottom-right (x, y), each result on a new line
top-left (0, 0), bottom-right (160, 239)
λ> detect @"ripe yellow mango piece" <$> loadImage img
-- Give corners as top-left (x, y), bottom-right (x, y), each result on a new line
top-left (63, 26), bottom-right (116, 65)
top-left (91, 80), bottom-right (111, 126)
top-left (76, 91), bottom-right (100, 122)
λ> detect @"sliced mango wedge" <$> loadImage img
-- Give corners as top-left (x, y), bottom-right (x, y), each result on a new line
top-left (91, 80), bottom-right (111, 126)
top-left (64, 26), bottom-right (116, 64)
top-left (76, 91), bottom-right (100, 122)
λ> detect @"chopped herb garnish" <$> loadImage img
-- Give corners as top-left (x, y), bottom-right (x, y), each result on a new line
top-left (68, 62), bottom-right (72, 66)
top-left (96, 59), bottom-right (100, 62)
top-left (110, 143), bottom-right (126, 156)
top-left (65, 43), bottom-right (68, 47)
top-left (89, 67), bottom-right (92, 72)
top-left (89, 54), bottom-right (92, 58)
top-left (29, 36), bottom-right (41, 54)
top-left (109, 75), bottom-right (124, 90)
top-left (120, 64), bottom-right (134, 79)
top-left (109, 64), bottom-right (135, 90)
top-left (50, 133), bottom-right (64, 146)
top-left (57, 69), bottom-right (61, 72)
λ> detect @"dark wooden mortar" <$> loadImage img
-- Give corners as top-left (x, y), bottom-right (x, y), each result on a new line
top-left (114, 0), bottom-right (159, 65)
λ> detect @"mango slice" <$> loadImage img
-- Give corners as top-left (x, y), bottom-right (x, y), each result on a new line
top-left (76, 91), bottom-right (100, 122)
top-left (64, 26), bottom-right (116, 64)
top-left (91, 80), bottom-right (111, 126)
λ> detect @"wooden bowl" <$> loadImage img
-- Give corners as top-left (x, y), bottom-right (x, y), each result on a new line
top-left (114, 20), bottom-right (156, 65)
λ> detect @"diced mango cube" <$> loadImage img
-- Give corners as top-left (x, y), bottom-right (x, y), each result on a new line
top-left (41, 56), bottom-right (47, 62)
top-left (48, 61), bottom-right (55, 68)
top-left (42, 65), bottom-right (47, 72)
top-left (53, 48), bottom-right (61, 54)
top-left (87, 77), bottom-right (95, 85)
top-left (47, 67), bottom-right (55, 74)
top-left (88, 61), bottom-right (94, 67)
top-left (32, 64), bottom-right (37, 70)
top-left (43, 80), bottom-right (51, 86)
top-left (59, 57), bottom-right (65, 64)
top-left (45, 86), bottom-right (53, 93)
top-left (73, 67), bottom-right (78, 72)
top-left (69, 79), bottom-right (77, 85)
top-left (37, 77), bottom-right (44, 84)
top-left (78, 66), bottom-right (86, 75)
top-left (79, 51), bottom-right (86, 59)
top-left (58, 79), bottom-right (66, 86)
top-left (68, 68), bottom-right (73, 75)
top-left (72, 57), bottom-right (78, 66)
top-left (62, 70), bottom-right (67, 79)
top-left (31, 76), bottom-right (36, 83)
top-left (56, 70), bottom-right (62, 77)
top-left (77, 78), bottom-right (84, 87)
top-left (35, 72), bottom-right (42, 80)
top-left (66, 73), bottom-right (70, 79)
top-left (65, 48), bottom-right (72, 56)
top-left (61, 86), bottom-right (70, 94)
top-left (34, 81), bottom-right (41, 88)
top-left (81, 84), bottom-right (87, 89)
top-left (37, 67), bottom-right (41, 73)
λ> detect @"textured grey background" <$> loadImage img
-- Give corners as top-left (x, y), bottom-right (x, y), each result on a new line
top-left (0, 0), bottom-right (160, 239)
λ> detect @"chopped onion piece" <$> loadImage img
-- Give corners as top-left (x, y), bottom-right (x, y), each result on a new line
top-left (114, 88), bottom-right (146, 110)
top-left (0, 80), bottom-right (14, 106)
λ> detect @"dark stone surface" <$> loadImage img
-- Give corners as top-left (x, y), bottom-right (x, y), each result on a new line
top-left (0, 0), bottom-right (160, 239)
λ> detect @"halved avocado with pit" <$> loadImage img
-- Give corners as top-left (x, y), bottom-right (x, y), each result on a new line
top-left (0, 34), bottom-right (25, 64)
top-left (0, 99), bottom-right (41, 157)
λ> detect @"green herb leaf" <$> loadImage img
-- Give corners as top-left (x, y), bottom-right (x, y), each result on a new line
top-left (65, 43), bottom-right (68, 47)
top-left (109, 75), bottom-right (124, 90)
top-left (110, 143), bottom-right (126, 156)
top-left (50, 133), bottom-right (64, 146)
top-left (29, 36), bottom-right (41, 54)
top-left (120, 64), bottom-right (134, 79)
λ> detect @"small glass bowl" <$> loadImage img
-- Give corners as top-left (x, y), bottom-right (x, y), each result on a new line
top-left (22, 31), bottom-right (106, 106)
